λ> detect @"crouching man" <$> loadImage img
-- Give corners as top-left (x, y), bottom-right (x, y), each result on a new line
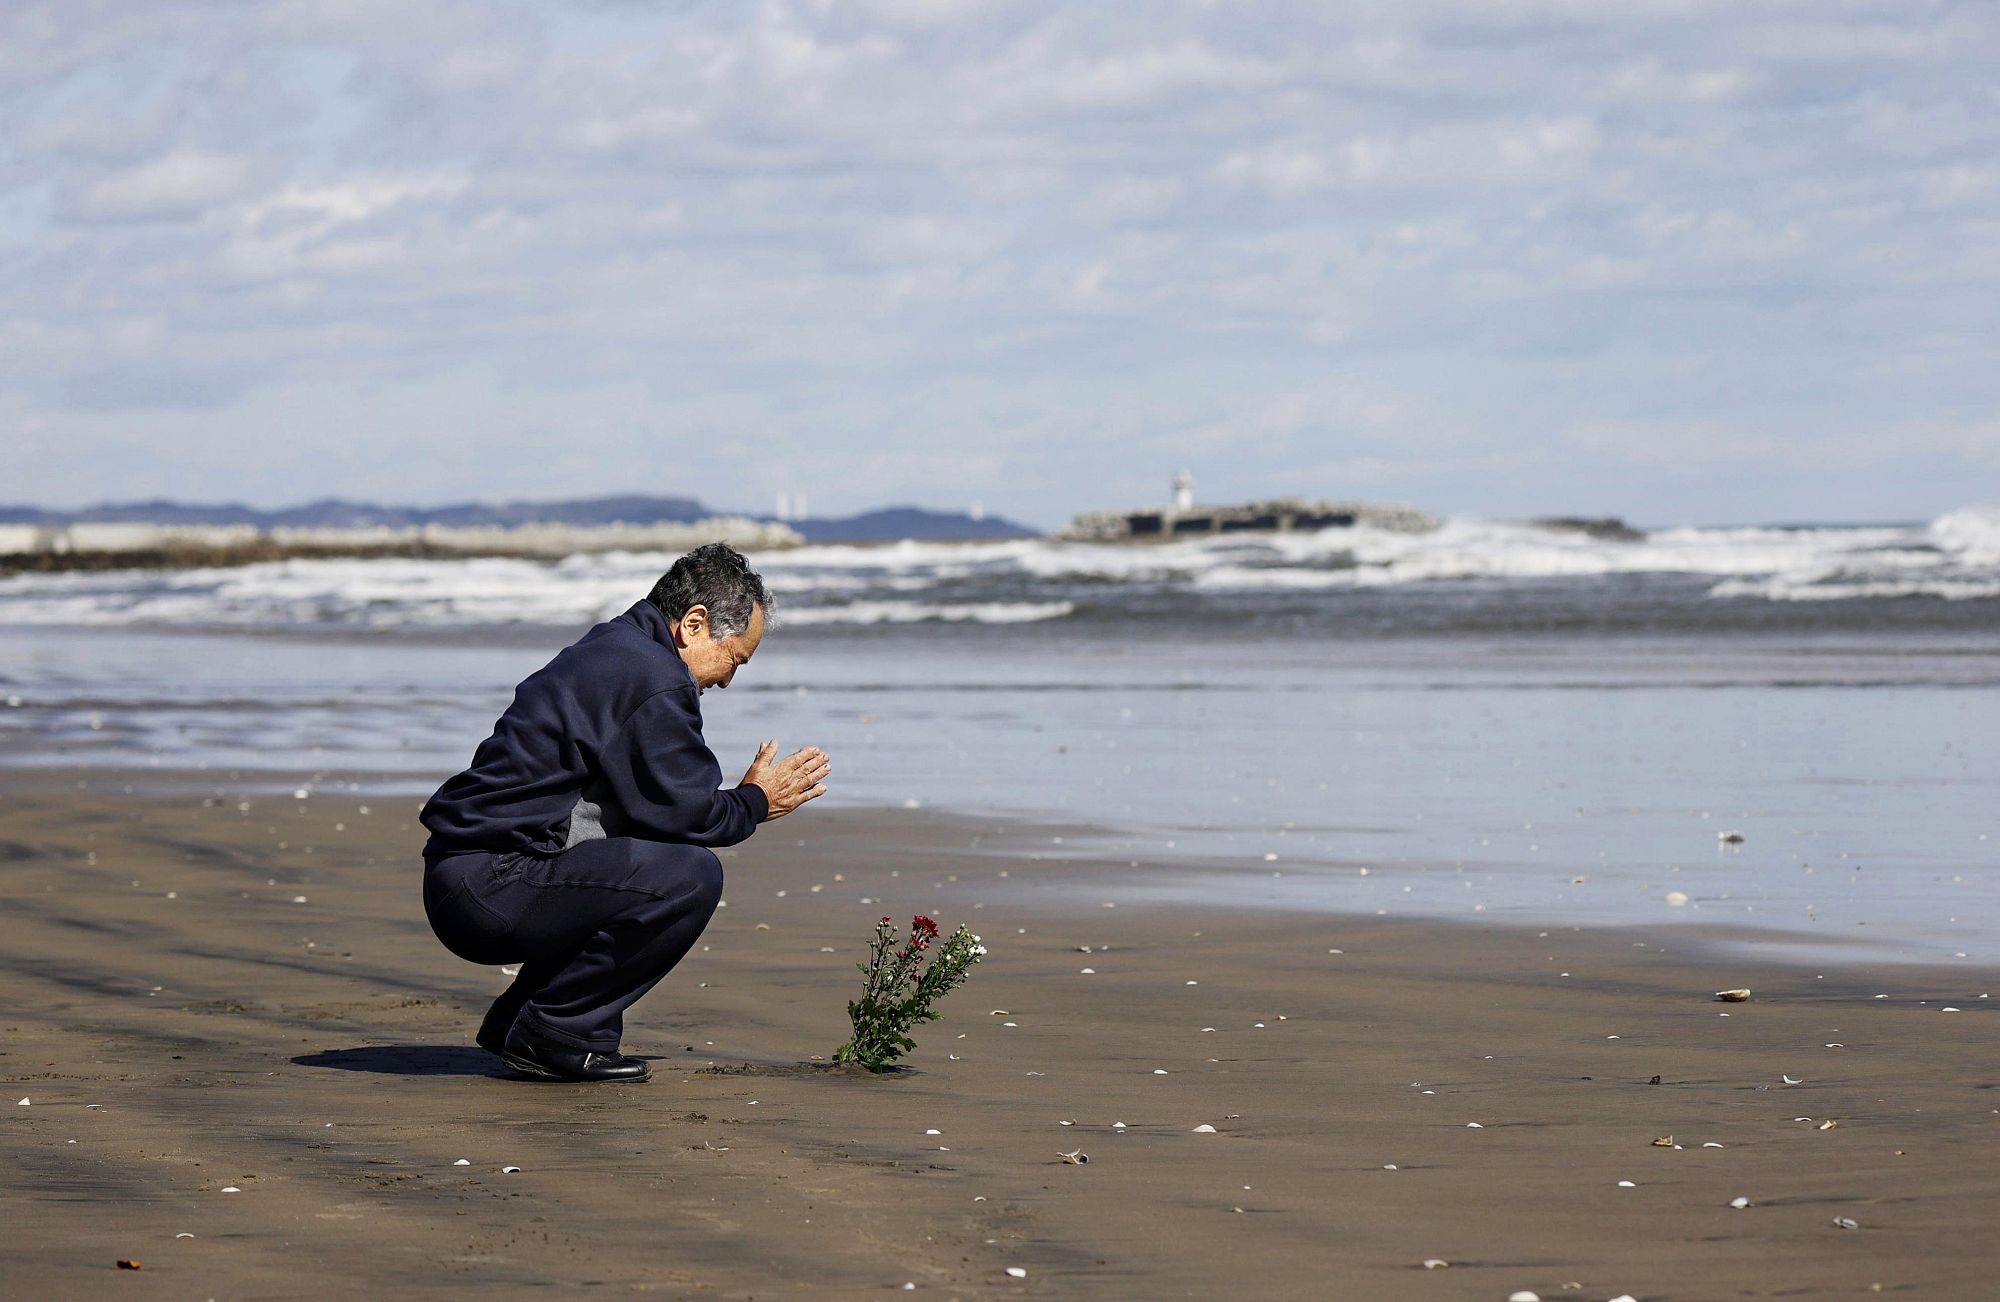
top-left (419, 543), bottom-right (829, 1082)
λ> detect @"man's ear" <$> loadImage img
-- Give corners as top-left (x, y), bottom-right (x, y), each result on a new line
top-left (678, 604), bottom-right (710, 642)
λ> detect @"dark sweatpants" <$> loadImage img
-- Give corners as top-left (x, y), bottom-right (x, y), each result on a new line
top-left (422, 837), bottom-right (724, 1052)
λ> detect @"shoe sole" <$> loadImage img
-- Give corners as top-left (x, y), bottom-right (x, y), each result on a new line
top-left (498, 1049), bottom-right (649, 1083)
top-left (497, 1050), bottom-right (563, 1079)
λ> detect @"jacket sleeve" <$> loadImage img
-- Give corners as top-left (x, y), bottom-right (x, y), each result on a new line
top-left (597, 686), bottom-right (768, 846)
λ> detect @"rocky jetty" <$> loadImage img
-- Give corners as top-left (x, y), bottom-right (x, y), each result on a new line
top-left (1064, 497), bottom-right (1437, 542)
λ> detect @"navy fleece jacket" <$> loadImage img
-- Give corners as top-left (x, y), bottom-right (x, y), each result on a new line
top-left (420, 600), bottom-right (767, 858)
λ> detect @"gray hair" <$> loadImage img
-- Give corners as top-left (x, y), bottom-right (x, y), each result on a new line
top-left (647, 542), bottom-right (772, 640)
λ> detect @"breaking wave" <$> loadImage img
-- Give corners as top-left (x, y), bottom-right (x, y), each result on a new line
top-left (777, 600), bottom-right (1075, 626)
top-left (0, 506), bottom-right (1992, 630)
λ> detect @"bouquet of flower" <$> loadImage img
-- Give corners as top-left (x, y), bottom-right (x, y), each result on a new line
top-left (832, 914), bottom-right (985, 1071)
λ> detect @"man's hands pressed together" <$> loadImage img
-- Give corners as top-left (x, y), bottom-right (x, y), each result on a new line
top-left (742, 741), bottom-right (830, 820)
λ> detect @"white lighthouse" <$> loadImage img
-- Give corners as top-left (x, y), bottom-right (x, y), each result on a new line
top-left (1172, 470), bottom-right (1194, 512)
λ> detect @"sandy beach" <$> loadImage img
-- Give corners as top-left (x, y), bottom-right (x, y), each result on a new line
top-left (10, 2), bottom-right (2000, 1298)
top-left (3, 768), bottom-right (1996, 1299)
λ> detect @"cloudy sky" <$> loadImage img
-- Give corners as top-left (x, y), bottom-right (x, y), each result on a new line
top-left (2, 1), bottom-right (1994, 528)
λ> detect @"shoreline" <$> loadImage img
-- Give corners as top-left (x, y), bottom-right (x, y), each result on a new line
top-left (3, 767), bottom-right (1997, 1297)
top-left (4, 763), bottom-right (1984, 970)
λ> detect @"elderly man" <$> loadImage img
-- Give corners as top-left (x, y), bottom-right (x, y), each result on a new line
top-left (420, 543), bottom-right (828, 1082)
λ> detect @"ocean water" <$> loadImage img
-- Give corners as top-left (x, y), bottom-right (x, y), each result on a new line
top-left (2, 510), bottom-right (1995, 962)
top-left (1, 507), bottom-right (1996, 631)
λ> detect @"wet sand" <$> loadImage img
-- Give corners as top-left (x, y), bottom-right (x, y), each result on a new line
top-left (2, 769), bottom-right (1996, 1299)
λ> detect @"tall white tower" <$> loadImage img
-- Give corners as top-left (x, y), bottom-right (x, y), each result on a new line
top-left (1172, 470), bottom-right (1194, 511)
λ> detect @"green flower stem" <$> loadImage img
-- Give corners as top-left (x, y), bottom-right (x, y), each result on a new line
top-left (834, 919), bottom-right (984, 1071)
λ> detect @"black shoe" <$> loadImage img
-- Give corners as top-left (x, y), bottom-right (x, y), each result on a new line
top-left (499, 1020), bottom-right (650, 1083)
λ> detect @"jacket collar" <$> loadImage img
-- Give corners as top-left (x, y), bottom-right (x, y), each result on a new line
top-left (620, 600), bottom-right (694, 684)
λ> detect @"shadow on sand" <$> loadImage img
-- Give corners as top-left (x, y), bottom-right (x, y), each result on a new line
top-left (294, 1047), bottom-right (918, 1081)
top-left (293, 1044), bottom-right (510, 1077)
top-left (697, 1060), bottom-right (916, 1080)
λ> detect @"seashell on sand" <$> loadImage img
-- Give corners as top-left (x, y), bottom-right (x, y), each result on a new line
top-left (1715, 988), bottom-right (1751, 1002)
top-left (1057, 1150), bottom-right (1088, 1164)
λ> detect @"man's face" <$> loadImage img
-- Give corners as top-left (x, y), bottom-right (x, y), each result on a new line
top-left (673, 602), bottom-right (765, 690)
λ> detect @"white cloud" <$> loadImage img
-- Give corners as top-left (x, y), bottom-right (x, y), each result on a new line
top-left (1073, 174), bottom-right (1185, 227)
top-left (1040, 40), bottom-right (1280, 111)
top-left (1215, 115), bottom-right (1599, 200)
top-left (69, 149), bottom-right (254, 223)
top-left (0, 0), bottom-right (1995, 524)
top-left (1604, 60), bottom-right (1754, 105)
top-left (215, 175), bottom-right (467, 281)
top-left (1216, 141), bottom-right (1336, 195)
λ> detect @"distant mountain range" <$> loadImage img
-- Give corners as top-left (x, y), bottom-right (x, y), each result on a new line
top-left (791, 506), bottom-right (1034, 543)
top-left (0, 496), bottom-right (1040, 543)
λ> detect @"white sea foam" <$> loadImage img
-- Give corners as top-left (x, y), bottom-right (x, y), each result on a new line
top-left (0, 508), bottom-right (1992, 628)
top-left (1191, 565), bottom-right (1351, 591)
top-left (1710, 576), bottom-right (2000, 602)
top-left (0, 557), bottom-right (635, 628)
top-left (778, 600), bottom-right (1076, 626)
top-left (1929, 504), bottom-right (2000, 559)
